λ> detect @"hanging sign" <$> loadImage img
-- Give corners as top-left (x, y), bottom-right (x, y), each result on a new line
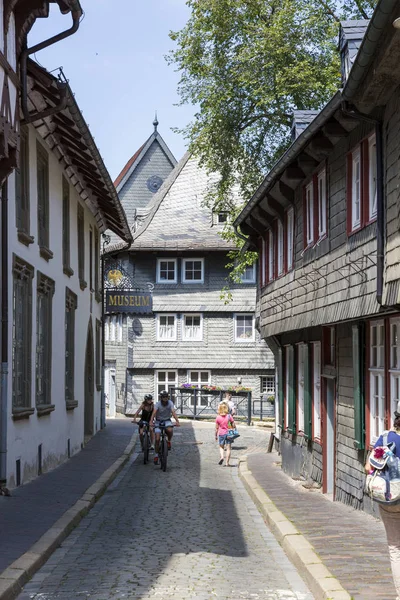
top-left (106, 290), bottom-right (152, 314)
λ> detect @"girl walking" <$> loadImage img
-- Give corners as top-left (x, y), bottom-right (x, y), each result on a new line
top-left (215, 402), bottom-right (236, 466)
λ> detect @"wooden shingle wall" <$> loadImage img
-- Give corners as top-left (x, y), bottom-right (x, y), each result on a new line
top-left (259, 121), bottom-right (380, 340)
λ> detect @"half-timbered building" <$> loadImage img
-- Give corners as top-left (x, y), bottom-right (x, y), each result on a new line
top-left (234, 1), bottom-right (400, 513)
top-left (0, 1), bottom-right (132, 489)
top-left (104, 143), bottom-right (274, 419)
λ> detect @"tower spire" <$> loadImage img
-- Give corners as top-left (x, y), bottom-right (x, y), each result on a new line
top-left (153, 111), bottom-right (159, 133)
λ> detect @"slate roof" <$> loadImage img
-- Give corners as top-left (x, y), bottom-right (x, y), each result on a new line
top-left (114, 130), bottom-right (177, 194)
top-left (106, 153), bottom-right (240, 253)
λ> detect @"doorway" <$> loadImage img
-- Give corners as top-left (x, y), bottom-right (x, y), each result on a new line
top-left (322, 378), bottom-right (336, 495)
top-left (105, 364), bottom-right (116, 418)
top-left (84, 320), bottom-right (94, 437)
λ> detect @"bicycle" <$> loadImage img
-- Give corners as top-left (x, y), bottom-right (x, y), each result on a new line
top-left (135, 420), bottom-right (151, 464)
top-left (157, 422), bottom-right (174, 472)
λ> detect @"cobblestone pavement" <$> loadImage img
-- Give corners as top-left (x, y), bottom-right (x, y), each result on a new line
top-left (18, 422), bottom-right (314, 600)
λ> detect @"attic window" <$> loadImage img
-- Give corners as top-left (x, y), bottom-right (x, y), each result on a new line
top-left (213, 211), bottom-right (229, 225)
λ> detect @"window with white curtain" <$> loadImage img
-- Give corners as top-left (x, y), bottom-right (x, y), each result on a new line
top-left (234, 314), bottom-right (255, 342)
top-left (268, 229), bottom-right (274, 281)
top-left (318, 169), bottom-right (327, 238)
top-left (351, 146), bottom-right (361, 231)
top-left (277, 221), bottom-right (284, 276)
top-left (313, 342), bottom-right (322, 440)
top-left (305, 182), bottom-right (314, 246)
top-left (297, 344), bottom-right (306, 432)
top-left (241, 263), bottom-right (256, 283)
top-left (156, 370), bottom-right (177, 401)
top-left (369, 134), bottom-right (377, 221)
top-left (286, 209), bottom-right (294, 271)
top-left (183, 314), bottom-right (203, 341)
top-left (369, 320), bottom-right (385, 443)
top-left (390, 318), bottom-right (400, 425)
top-left (157, 314), bottom-right (177, 341)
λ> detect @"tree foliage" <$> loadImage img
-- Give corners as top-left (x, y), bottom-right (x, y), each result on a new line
top-left (168, 0), bottom-right (376, 288)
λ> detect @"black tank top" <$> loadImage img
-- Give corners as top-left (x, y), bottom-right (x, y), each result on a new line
top-left (141, 404), bottom-right (153, 423)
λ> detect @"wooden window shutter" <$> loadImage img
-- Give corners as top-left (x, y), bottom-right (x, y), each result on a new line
top-left (303, 343), bottom-right (312, 439)
top-left (288, 345), bottom-right (296, 433)
top-left (346, 152), bottom-right (353, 235)
top-left (353, 323), bottom-right (366, 450)
top-left (277, 348), bottom-right (284, 431)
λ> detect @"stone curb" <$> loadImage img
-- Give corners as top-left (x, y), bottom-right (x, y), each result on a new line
top-left (238, 456), bottom-right (352, 600)
top-left (0, 430), bottom-right (138, 600)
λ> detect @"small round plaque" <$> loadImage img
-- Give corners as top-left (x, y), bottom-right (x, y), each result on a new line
top-left (147, 175), bottom-right (163, 193)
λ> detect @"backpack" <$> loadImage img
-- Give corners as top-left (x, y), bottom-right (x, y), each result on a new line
top-left (366, 431), bottom-right (400, 505)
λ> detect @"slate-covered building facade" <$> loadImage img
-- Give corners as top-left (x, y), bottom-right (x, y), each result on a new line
top-left (234, 1), bottom-right (400, 514)
top-left (104, 135), bottom-right (274, 417)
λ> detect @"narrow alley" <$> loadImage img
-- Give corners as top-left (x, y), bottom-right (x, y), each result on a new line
top-left (16, 422), bottom-right (313, 600)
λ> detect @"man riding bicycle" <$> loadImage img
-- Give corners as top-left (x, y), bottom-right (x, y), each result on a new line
top-left (150, 390), bottom-right (180, 465)
top-left (132, 394), bottom-right (155, 450)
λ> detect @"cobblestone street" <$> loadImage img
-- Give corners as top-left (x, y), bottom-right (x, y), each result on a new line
top-left (17, 422), bottom-right (313, 600)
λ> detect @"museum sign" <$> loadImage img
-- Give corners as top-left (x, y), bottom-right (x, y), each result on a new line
top-left (106, 290), bottom-right (152, 314)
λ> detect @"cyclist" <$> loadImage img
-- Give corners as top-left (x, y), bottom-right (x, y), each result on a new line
top-left (132, 394), bottom-right (155, 450)
top-left (150, 390), bottom-right (180, 465)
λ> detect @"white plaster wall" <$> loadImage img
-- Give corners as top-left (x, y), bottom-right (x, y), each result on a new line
top-left (6, 125), bottom-right (102, 488)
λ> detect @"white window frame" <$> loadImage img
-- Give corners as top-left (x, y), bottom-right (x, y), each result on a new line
top-left (277, 220), bottom-right (284, 276)
top-left (156, 370), bottom-right (178, 400)
top-left (286, 208), bottom-right (294, 271)
top-left (241, 263), bottom-right (256, 283)
top-left (368, 134), bottom-right (377, 221)
top-left (305, 182), bottom-right (314, 246)
top-left (156, 258), bottom-right (177, 284)
top-left (369, 320), bottom-right (385, 443)
top-left (234, 313), bottom-right (255, 343)
top-left (188, 370), bottom-right (211, 408)
top-left (268, 229), bottom-right (274, 282)
top-left (317, 169), bottom-right (327, 239)
top-left (351, 146), bottom-right (361, 231)
top-left (297, 344), bottom-right (305, 432)
top-left (156, 313), bottom-right (177, 341)
top-left (285, 346), bottom-right (290, 429)
top-left (312, 342), bottom-right (322, 440)
top-left (182, 258), bottom-right (204, 284)
top-left (105, 315), bottom-right (122, 343)
top-left (390, 317), bottom-right (400, 425)
top-left (261, 376), bottom-right (275, 397)
top-left (182, 314), bottom-right (203, 341)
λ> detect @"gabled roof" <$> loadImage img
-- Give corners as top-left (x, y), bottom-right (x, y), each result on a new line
top-left (114, 130), bottom-right (177, 193)
top-left (106, 153), bottom-right (239, 254)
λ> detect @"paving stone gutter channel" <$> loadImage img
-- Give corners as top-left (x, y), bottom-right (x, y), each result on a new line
top-left (238, 456), bottom-right (353, 600)
top-left (0, 430), bottom-right (138, 600)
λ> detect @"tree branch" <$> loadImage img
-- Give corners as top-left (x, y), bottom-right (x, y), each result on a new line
top-left (315, 0), bottom-right (340, 22)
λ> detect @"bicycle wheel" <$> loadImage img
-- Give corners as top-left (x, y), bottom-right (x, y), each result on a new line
top-left (143, 431), bottom-right (149, 465)
top-left (161, 436), bottom-right (168, 472)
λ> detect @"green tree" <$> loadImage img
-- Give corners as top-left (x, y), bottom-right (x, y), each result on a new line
top-left (169, 0), bottom-right (376, 288)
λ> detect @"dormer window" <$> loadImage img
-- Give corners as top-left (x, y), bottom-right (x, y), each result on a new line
top-left (213, 211), bottom-right (229, 225)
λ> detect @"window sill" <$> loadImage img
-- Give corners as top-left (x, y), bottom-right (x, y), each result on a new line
top-left (63, 265), bottom-right (74, 278)
top-left (182, 281), bottom-right (204, 285)
top-left (66, 399), bottom-right (78, 411)
top-left (12, 407), bottom-right (35, 420)
top-left (37, 404), bottom-right (55, 417)
top-left (39, 246), bottom-right (54, 261)
top-left (17, 230), bottom-right (34, 246)
top-left (79, 279), bottom-right (87, 291)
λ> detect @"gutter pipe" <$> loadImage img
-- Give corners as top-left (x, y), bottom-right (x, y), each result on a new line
top-left (341, 102), bottom-right (384, 305)
top-left (0, 182), bottom-right (8, 489)
top-left (20, 7), bottom-right (82, 123)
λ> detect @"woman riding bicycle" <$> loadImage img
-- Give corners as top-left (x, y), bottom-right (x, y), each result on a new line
top-left (132, 394), bottom-right (155, 450)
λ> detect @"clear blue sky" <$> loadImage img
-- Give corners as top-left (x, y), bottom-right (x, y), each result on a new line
top-left (28, 0), bottom-right (194, 180)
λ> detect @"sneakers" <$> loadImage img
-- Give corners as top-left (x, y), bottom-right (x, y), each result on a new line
top-left (167, 441), bottom-right (172, 450)
top-left (153, 456), bottom-right (159, 465)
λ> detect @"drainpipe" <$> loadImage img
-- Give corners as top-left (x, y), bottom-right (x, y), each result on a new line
top-left (20, 6), bottom-right (82, 123)
top-left (233, 224), bottom-right (250, 245)
top-left (341, 102), bottom-right (384, 304)
top-left (0, 181), bottom-right (8, 489)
